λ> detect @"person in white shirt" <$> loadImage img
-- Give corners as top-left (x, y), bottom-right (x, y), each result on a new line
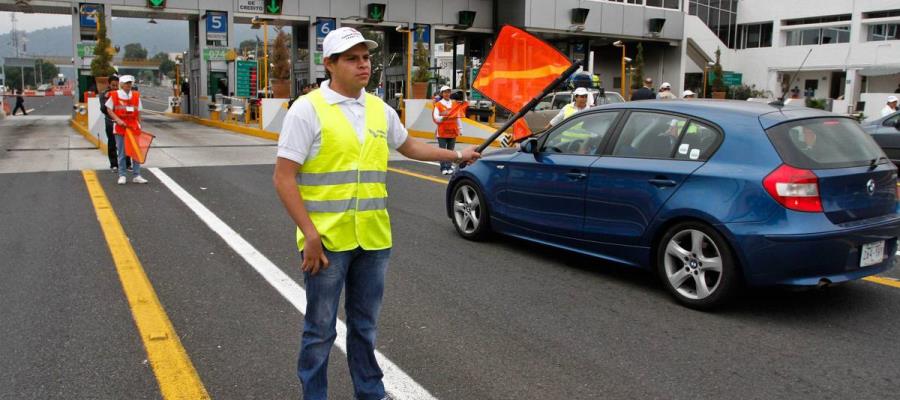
top-left (546, 87), bottom-right (591, 129)
top-left (882, 96), bottom-right (898, 117)
top-left (657, 82), bottom-right (677, 99)
top-left (273, 27), bottom-right (480, 400)
top-left (433, 85), bottom-right (464, 174)
top-left (104, 75), bottom-right (146, 185)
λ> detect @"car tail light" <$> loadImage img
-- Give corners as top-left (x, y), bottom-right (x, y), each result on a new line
top-left (763, 164), bottom-right (823, 212)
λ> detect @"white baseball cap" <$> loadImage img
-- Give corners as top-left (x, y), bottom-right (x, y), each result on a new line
top-left (120, 75), bottom-right (135, 84)
top-left (660, 82), bottom-right (672, 89)
top-left (573, 87), bottom-right (590, 96)
top-left (682, 90), bottom-right (695, 98)
top-left (888, 95), bottom-right (899, 103)
top-left (439, 85), bottom-right (451, 92)
top-left (323, 27), bottom-right (378, 57)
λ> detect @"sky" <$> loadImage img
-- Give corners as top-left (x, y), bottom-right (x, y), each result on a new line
top-left (0, 12), bottom-right (71, 34)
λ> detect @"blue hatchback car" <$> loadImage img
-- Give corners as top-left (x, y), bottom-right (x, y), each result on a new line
top-left (446, 100), bottom-right (900, 309)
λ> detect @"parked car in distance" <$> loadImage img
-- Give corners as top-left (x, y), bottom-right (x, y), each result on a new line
top-left (447, 100), bottom-right (899, 309)
top-left (863, 111), bottom-right (900, 166)
top-left (524, 89), bottom-right (625, 132)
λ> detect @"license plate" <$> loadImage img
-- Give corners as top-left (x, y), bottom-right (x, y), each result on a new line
top-left (860, 240), bottom-right (885, 267)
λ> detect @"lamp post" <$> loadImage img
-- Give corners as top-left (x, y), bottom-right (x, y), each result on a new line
top-left (613, 40), bottom-right (626, 99)
top-left (701, 61), bottom-right (715, 98)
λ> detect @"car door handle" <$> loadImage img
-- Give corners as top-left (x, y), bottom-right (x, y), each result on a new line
top-left (649, 178), bottom-right (677, 187)
top-left (566, 171), bottom-right (587, 180)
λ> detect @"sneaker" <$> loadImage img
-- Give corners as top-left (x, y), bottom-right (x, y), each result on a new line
top-left (133, 176), bottom-right (148, 184)
top-left (111, 167), bottom-right (118, 173)
top-left (117, 176), bottom-right (127, 185)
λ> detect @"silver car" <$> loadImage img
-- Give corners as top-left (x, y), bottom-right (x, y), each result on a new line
top-left (523, 89), bottom-right (625, 133)
top-left (863, 111), bottom-right (900, 165)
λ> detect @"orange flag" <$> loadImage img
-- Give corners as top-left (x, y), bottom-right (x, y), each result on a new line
top-left (124, 127), bottom-right (156, 164)
top-left (474, 26), bottom-right (571, 140)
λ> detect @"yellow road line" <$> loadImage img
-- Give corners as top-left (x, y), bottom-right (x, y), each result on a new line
top-left (387, 166), bottom-right (448, 185)
top-left (864, 276), bottom-right (900, 289)
top-left (81, 170), bottom-right (210, 400)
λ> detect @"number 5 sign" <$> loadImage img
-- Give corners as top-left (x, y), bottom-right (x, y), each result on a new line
top-left (206, 11), bottom-right (228, 42)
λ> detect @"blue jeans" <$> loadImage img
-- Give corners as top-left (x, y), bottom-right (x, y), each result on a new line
top-left (114, 134), bottom-right (141, 177)
top-left (298, 247), bottom-right (391, 400)
top-left (437, 137), bottom-right (456, 171)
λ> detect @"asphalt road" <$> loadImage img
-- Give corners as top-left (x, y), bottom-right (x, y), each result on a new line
top-left (2, 114), bottom-right (900, 399)
top-left (3, 95), bottom-right (73, 116)
top-left (138, 86), bottom-right (179, 113)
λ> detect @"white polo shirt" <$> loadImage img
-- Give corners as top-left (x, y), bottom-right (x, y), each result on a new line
top-left (103, 89), bottom-right (143, 111)
top-left (277, 80), bottom-right (409, 165)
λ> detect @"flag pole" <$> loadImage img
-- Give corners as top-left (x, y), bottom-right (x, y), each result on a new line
top-left (475, 60), bottom-right (583, 154)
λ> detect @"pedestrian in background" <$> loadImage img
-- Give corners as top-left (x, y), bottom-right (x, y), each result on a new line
top-left (105, 75), bottom-right (147, 185)
top-left (630, 77), bottom-right (656, 101)
top-left (273, 26), bottom-right (480, 400)
top-left (12, 90), bottom-right (27, 115)
top-left (682, 90), bottom-right (696, 99)
top-left (433, 85), bottom-right (463, 175)
top-left (546, 87), bottom-right (591, 129)
top-left (883, 96), bottom-right (898, 117)
top-left (657, 82), bottom-right (677, 99)
top-left (99, 75), bottom-right (131, 173)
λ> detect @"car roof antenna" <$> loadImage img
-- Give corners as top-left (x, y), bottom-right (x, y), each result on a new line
top-left (770, 48), bottom-right (812, 108)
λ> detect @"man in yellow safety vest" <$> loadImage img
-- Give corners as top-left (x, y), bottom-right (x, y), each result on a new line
top-left (272, 27), bottom-right (480, 400)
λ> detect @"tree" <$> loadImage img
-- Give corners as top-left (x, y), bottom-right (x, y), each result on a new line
top-left (710, 47), bottom-right (726, 95)
top-left (90, 8), bottom-right (117, 78)
top-left (159, 59), bottom-right (176, 77)
top-left (151, 52), bottom-right (169, 63)
top-left (630, 43), bottom-right (645, 90)
top-left (412, 26), bottom-right (430, 83)
top-left (123, 43), bottom-right (148, 60)
top-left (239, 39), bottom-right (257, 56)
top-left (270, 28), bottom-right (291, 80)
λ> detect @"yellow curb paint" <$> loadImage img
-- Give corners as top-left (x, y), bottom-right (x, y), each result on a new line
top-left (81, 170), bottom-right (210, 400)
top-left (864, 276), bottom-right (900, 289)
top-left (164, 112), bottom-right (279, 141)
top-left (387, 167), bottom-right (448, 185)
top-left (70, 119), bottom-right (108, 155)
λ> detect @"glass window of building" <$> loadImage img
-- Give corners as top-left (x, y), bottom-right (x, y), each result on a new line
top-left (822, 27), bottom-right (850, 44)
top-left (736, 23), bottom-right (773, 49)
top-left (785, 26), bottom-right (850, 46)
top-left (867, 24), bottom-right (900, 41)
top-left (688, 0), bottom-right (738, 48)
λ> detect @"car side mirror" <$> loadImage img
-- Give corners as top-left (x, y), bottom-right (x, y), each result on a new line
top-left (521, 138), bottom-right (539, 154)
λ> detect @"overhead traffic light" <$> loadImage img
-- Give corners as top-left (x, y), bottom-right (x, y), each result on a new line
top-left (147, 0), bottom-right (166, 10)
top-left (367, 3), bottom-right (386, 23)
top-left (264, 0), bottom-right (283, 15)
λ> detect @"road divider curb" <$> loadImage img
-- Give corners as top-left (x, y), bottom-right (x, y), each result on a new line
top-left (163, 112), bottom-right (278, 141)
top-left (70, 118), bottom-right (107, 154)
top-left (81, 170), bottom-right (210, 399)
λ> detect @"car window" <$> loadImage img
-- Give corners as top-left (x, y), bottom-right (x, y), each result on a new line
top-left (541, 112), bottom-right (619, 155)
top-left (673, 121), bottom-right (721, 161)
top-left (552, 94), bottom-right (571, 110)
top-left (595, 92), bottom-right (625, 105)
top-left (883, 114), bottom-right (900, 128)
top-left (612, 112), bottom-right (688, 159)
top-left (535, 94), bottom-right (553, 111)
top-left (766, 118), bottom-right (884, 169)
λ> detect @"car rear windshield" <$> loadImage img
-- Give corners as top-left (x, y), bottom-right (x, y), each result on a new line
top-left (765, 117), bottom-right (886, 169)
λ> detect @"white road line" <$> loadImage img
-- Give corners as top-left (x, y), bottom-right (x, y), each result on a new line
top-left (148, 167), bottom-right (437, 400)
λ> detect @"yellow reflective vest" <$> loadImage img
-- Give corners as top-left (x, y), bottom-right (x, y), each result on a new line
top-left (297, 90), bottom-right (391, 252)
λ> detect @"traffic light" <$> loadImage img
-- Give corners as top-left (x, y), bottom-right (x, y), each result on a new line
top-left (367, 3), bottom-right (386, 23)
top-left (458, 11), bottom-right (477, 29)
top-left (147, 0), bottom-right (166, 10)
top-left (264, 0), bottom-right (283, 15)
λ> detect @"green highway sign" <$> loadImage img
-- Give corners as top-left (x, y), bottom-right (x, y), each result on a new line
top-left (77, 43), bottom-right (96, 58)
top-left (203, 47), bottom-right (228, 61)
top-left (147, 0), bottom-right (166, 9)
top-left (265, 0), bottom-right (282, 15)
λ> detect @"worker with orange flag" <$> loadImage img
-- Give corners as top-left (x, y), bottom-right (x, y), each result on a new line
top-left (106, 75), bottom-right (149, 185)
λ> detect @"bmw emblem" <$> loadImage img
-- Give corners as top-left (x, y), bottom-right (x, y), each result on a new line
top-left (866, 179), bottom-right (876, 195)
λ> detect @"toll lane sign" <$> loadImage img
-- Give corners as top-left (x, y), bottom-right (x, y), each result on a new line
top-left (236, 60), bottom-right (258, 97)
top-left (206, 11), bottom-right (227, 42)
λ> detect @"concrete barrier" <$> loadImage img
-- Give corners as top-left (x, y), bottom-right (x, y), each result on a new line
top-left (404, 99), bottom-right (502, 146)
top-left (261, 98), bottom-right (289, 133)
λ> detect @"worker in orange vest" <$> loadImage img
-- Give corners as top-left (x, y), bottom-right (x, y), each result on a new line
top-left (433, 85), bottom-right (463, 175)
top-left (105, 75), bottom-right (147, 185)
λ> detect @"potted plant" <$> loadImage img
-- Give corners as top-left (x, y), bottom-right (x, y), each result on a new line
top-left (710, 48), bottom-right (727, 99)
top-left (89, 8), bottom-right (116, 94)
top-left (270, 28), bottom-right (292, 99)
top-left (411, 26), bottom-right (431, 99)
top-left (630, 43), bottom-right (645, 93)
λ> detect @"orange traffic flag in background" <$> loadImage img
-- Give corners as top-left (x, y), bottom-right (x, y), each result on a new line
top-left (474, 26), bottom-right (571, 140)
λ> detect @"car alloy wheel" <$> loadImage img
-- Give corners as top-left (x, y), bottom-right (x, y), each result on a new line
top-left (663, 229), bottom-right (723, 300)
top-left (657, 222), bottom-right (740, 309)
top-left (453, 184), bottom-right (482, 235)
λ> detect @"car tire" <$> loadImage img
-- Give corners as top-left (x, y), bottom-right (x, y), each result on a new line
top-left (656, 222), bottom-right (741, 310)
top-left (451, 180), bottom-right (491, 241)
